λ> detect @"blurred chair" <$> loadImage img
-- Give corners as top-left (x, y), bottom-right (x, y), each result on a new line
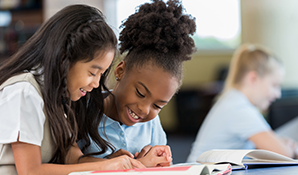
top-left (268, 89), bottom-right (298, 130)
top-left (175, 82), bottom-right (223, 135)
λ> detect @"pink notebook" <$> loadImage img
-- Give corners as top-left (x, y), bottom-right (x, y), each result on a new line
top-left (69, 164), bottom-right (232, 175)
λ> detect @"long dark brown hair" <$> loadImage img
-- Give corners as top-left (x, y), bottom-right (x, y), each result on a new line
top-left (0, 4), bottom-right (117, 163)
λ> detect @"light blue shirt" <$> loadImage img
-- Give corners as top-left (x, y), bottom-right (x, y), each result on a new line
top-left (186, 89), bottom-right (271, 162)
top-left (78, 113), bottom-right (167, 158)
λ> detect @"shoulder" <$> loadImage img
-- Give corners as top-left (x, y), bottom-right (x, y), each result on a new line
top-left (215, 89), bottom-right (256, 113)
top-left (204, 89), bottom-right (261, 124)
top-left (0, 81), bottom-right (43, 103)
top-left (219, 89), bottom-right (246, 103)
top-left (0, 81), bottom-right (45, 145)
top-left (99, 113), bottom-right (118, 128)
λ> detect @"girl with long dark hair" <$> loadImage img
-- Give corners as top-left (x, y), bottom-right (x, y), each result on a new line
top-left (0, 4), bottom-right (144, 175)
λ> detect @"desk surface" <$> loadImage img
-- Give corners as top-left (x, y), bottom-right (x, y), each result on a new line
top-left (231, 165), bottom-right (298, 175)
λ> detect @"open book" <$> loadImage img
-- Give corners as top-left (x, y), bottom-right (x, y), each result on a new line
top-left (68, 164), bottom-right (231, 175)
top-left (196, 149), bottom-right (298, 170)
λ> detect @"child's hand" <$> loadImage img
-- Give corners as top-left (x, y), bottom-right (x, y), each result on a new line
top-left (281, 137), bottom-right (297, 150)
top-left (104, 155), bottom-right (146, 170)
top-left (136, 145), bottom-right (172, 167)
top-left (279, 136), bottom-right (298, 158)
top-left (134, 145), bottom-right (152, 158)
top-left (108, 149), bottom-right (134, 159)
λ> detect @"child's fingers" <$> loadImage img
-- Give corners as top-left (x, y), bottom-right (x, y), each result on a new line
top-left (110, 155), bottom-right (145, 169)
top-left (153, 145), bottom-right (172, 161)
top-left (136, 145), bottom-right (173, 167)
top-left (152, 155), bottom-right (172, 166)
top-left (157, 162), bottom-right (172, 167)
top-left (162, 152), bottom-right (172, 162)
top-left (129, 158), bottom-right (146, 169)
top-left (162, 152), bottom-right (172, 163)
top-left (134, 152), bottom-right (139, 158)
top-left (137, 145), bottom-right (152, 158)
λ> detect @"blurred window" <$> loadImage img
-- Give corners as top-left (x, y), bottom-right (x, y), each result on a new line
top-left (115, 0), bottom-right (241, 50)
top-left (0, 11), bottom-right (11, 27)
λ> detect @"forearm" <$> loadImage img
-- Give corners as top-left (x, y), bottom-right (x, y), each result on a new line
top-left (12, 141), bottom-right (108, 175)
top-left (259, 141), bottom-right (294, 158)
top-left (276, 136), bottom-right (297, 158)
top-left (250, 131), bottom-right (295, 158)
top-left (78, 156), bottom-right (106, 163)
top-left (12, 141), bottom-right (145, 175)
top-left (65, 143), bottom-right (106, 164)
top-left (20, 162), bottom-right (101, 175)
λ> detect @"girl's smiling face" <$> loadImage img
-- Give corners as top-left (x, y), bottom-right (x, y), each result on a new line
top-left (67, 50), bottom-right (114, 101)
top-left (109, 61), bottom-right (179, 126)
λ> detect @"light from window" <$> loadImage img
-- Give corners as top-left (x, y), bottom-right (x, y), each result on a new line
top-left (0, 11), bottom-right (11, 27)
top-left (116, 0), bottom-right (241, 50)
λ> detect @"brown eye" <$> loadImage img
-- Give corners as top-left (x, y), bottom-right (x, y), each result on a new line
top-left (154, 104), bottom-right (162, 109)
top-left (89, 72), bottom-right (96, 76)
top-left (136, 88), bottom-right (145, 98)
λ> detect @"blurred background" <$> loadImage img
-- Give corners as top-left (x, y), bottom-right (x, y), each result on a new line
top-left (1, 0), bottom-right (298, 164)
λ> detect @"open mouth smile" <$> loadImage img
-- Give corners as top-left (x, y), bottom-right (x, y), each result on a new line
top-left (80, 88), bottom-right (87, 93)
top-left (80, 88), bottom-right (87, 96)
top-left (128, 108), bottom-right (141, 120)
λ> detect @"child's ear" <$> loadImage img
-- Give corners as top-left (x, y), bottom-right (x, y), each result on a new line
top-left (247, 70), bottom-right (258, 85)
top-left (114, 61), bottom-right (126, 81)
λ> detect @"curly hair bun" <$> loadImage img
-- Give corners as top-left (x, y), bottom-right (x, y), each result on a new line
top-left (119, 0), bottom-right (196, 61)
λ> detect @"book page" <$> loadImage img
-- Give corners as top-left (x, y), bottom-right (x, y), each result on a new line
top-left (69, 165), bottom-right (207, 175)
top-left (196, 149), bottom-right (254, 166)
top-left (196, 149), bottom-right (298, 166)
top-left (68, 164), bottom-right (232, 175)
top-left (244, 150), bottom-right (298, 163)
top-left (206, 164), bottom-right (232, 175)
top-left (172, 163), bottom-right (231, 175)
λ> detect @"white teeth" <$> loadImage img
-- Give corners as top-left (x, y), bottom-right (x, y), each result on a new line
top-left (80, 88), bottom-right (86, 92)
top-left (128, 108), bottom-right (139, 119)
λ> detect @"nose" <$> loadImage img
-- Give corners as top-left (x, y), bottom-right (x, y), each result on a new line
top-left (90, 75), bottom-right (100, 88)
top-left (138, 102), bottom-right (150, 116)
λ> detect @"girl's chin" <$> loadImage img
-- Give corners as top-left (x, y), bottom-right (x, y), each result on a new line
top-left (122, 117), bottom-right (136, 126)
top-left (259, 104), bottom-right (269, 111)
top-left (70, 95), bottom-right (81, 101)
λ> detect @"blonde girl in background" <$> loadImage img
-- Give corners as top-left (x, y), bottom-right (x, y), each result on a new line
top-left (187, 43), bottom-right (297, 162)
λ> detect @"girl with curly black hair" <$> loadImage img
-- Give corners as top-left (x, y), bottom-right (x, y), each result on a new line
top-left (79, 0), bottom-right (196, 168)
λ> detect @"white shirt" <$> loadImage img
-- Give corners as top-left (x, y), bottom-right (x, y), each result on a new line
top-left (186, 89), bottom-right (271, 162)
top-left (0, 81), bottom-right (45, 146)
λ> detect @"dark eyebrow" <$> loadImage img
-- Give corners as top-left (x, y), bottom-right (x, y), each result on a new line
top-left (137, 82), bottom-right (168, 103)
top-left (91, 65), bottom-right (103, 70)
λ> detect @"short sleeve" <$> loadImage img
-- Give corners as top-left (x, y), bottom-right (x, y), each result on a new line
top-left (230, 105), bottom-right (271, 139)
top-left (0, 82), bottom-right (45, 146)
top-left (151, 115), bottom-right (167, 145)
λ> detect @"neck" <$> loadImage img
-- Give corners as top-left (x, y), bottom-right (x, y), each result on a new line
top-left (234, 84), bottom-right (254, 105)
top-left (104, 94), bottom-right (119, 122)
